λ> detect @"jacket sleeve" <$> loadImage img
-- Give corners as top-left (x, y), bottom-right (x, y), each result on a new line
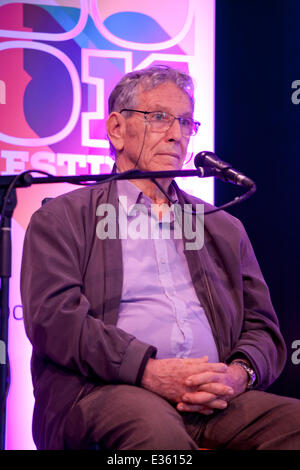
top-left (21, 207), bottom-right (156, 386)
top-left (226, 220), bottom-right (287, 390)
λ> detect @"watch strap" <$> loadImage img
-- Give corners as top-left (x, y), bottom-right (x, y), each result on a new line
top-left (231, 360), bottom-right (257, 389)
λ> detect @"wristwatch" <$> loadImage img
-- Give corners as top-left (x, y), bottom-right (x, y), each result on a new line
top-left (231, 360), bottom-right (257, 389)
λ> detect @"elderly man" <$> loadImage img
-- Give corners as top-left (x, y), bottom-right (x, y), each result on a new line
top-left (21, 65), bottom-right (300, 450)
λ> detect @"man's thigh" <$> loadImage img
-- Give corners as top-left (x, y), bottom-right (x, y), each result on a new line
top-left (63, 384), bottom-right (200, 450)
top-left (184, 390), bottom-right (300, 450)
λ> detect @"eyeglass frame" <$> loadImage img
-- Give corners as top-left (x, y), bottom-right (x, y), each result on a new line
top-left (119, 109), bottom-right (201, 136)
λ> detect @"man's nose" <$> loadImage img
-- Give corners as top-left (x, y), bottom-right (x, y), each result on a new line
top-left (165, 118), bottom-right (183, 141)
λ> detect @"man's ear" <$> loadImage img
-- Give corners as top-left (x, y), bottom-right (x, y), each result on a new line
top-left (106, 112), bottom-right (126, 152)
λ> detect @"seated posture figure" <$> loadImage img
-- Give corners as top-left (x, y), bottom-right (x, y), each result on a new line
top-left (21, 65), bottom-right (300, 450)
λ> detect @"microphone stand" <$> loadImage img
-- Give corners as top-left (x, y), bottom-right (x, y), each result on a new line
top-left (0, 187), bottom-right (17, 451)
top-left (0, 166), bottom-right (255, 449)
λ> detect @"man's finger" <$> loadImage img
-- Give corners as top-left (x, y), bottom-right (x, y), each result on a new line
top-left (177, 396), bottom-right (229, 412)
top-left (185, 363), bottom-right (228, 384)
top-left (196, 382), bottom-right (234, 397)
top-left (176, 403), bottom-right (215, 415)
top-left (185, 369), bottom-right (227, 387)
top-left (181, 390), bottom-right (218, 404)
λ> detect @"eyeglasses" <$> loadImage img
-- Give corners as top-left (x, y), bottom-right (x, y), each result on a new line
top-left (120, 109), bottom-right (201, 136)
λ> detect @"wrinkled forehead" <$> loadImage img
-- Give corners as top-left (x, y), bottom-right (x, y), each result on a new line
top-left (136, 79), bottom-right (195, 112)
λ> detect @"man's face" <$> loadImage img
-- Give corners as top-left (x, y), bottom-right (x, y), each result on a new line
top-left (119, 81), bottom-right (193, 172)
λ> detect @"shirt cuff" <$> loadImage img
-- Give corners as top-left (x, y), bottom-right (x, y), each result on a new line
top-left (135, 346), bottom-right (157, 386)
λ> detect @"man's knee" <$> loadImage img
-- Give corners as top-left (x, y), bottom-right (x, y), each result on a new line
top-left (203, 390), bottom-right (300, 450)
top-left (64, 384), bottom-right (198, 450)
top-left (103, 385), bottom-right (198, 450)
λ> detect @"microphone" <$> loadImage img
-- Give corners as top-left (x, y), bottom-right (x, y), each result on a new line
top-left (194, 151), bottom-right (255, 189)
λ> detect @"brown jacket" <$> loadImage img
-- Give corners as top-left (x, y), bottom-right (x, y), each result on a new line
top-left (21, 179), bottom-right (286, 449)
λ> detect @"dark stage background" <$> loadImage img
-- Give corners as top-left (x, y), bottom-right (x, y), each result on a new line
top-left (1, 0), bottom-right (299, 450)
top-left (215, 0), bottom-right (300, 398)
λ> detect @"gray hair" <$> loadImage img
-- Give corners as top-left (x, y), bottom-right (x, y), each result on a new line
top-left (107, 65), bottom-right (195, 157)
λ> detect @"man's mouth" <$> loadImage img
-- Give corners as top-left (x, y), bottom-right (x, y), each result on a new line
top-left (157, 152), bottom-right (180, 159)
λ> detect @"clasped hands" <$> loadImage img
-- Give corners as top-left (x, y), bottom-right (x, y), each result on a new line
top-left (141, 356), bottom-right (248, 415)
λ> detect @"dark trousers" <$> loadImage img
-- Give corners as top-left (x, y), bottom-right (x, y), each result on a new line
top-left (63, 385), bottom-right (300, 450)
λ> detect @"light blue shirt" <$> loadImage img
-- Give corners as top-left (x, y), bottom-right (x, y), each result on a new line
top-left (116, 179), bottom-right (219, 362)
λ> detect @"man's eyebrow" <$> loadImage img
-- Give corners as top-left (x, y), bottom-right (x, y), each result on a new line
top-left (179, 112), bottom-right (194, 118)
top-left (148, 106), bottom-right (193, 117)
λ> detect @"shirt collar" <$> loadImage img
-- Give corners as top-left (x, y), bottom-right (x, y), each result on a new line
top-left (117, 177), bottom-right (178, 216)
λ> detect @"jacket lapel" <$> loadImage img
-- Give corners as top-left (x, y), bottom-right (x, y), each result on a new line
top-left (102, 178), bottom-right (124, 326)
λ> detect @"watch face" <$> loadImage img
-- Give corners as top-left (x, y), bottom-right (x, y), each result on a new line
top-left (246, 368), bottom-right (256, 388)
top-left (247, 372), bottom-right (255, 387)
